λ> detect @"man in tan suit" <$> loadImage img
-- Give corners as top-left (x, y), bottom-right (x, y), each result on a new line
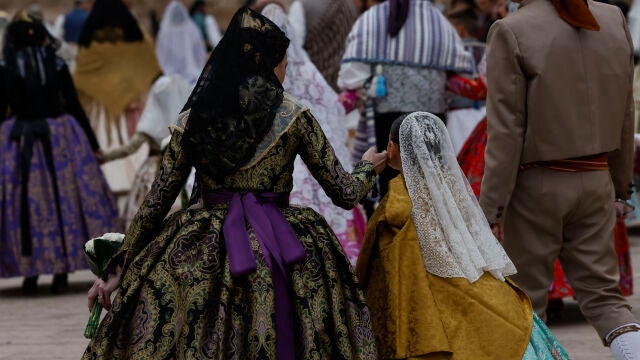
top-left (480, 0), bottom-right (640, 357)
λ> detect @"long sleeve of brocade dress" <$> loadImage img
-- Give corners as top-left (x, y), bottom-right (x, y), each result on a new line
top-left (83, 94), bottom-right (379, 360)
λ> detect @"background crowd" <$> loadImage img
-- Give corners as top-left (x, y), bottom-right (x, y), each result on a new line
top-left (2, 0), bottom-right (640, 358)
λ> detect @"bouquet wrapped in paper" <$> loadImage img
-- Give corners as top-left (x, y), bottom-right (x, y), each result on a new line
top-left (83, 233), bottom-right (124, 339)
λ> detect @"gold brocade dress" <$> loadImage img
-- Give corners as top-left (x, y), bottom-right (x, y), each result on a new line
top-left (356, 175), bottom-right (533, 360)
top-left (83, 94), bottom-right (378, 359)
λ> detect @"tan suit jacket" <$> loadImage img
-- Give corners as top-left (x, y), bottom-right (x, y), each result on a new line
top-left (480, 0), bottom-right (635, 223)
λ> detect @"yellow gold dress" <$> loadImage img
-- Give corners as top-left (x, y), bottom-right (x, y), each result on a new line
top-left (356, 175), bottom-right (533, 360)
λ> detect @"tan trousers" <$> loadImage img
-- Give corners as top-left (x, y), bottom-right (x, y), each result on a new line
top-left (503, 167), bottom-right (637, 341)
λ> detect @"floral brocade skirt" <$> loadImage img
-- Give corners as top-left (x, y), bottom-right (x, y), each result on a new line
top-left (83, 206), bottom-right (377, 359)
top-left (0, 115), bottom-right (119, 277)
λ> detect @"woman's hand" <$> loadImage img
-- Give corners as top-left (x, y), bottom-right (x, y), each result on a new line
top-left (88, 266), bottom-right (122, 312)
top-left (362, 146), bottom-right (387, 174)
top-left (94, 149), bottom-right (105, 165)
top-left (615, 200), bottom-right (634, 219)
top-left (490, 223), bottom-right (504, 243)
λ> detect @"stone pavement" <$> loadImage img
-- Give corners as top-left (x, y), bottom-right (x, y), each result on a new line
top-left (1, 236), bottom-right (640, 360)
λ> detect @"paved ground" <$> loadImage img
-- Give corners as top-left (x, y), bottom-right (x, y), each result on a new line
top-left (1, 235), bottom-right (640, 359)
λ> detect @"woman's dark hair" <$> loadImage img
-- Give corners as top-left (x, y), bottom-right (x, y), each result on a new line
top-left (181, 7), bottom-right (290, 181)
top-left (78, 0), bottom-right (144, 46)
top-left (190, 0), bottom-right (206, 15)
top-left (390, 113), bottom-right (409, 144)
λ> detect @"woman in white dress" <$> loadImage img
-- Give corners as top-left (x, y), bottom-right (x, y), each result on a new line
top-left (156, 1), bottom-right (209, 85)
top-left (101, 1), bottom-right (207, 224)
top-left (263, 4), bottom-right (367, 265)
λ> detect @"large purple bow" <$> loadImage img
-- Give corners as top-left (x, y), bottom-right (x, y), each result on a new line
top-left (204, 191), bottom-right (306, 360)
top-left (205, 191), bottom-right (306, 276)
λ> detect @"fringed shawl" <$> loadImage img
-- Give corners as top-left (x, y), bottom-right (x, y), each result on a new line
top-left (342, 0), bottom-right (474, 73)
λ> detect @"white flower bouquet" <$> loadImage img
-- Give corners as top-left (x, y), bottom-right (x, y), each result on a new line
top-left (83, 233), bottom-right (124, 339)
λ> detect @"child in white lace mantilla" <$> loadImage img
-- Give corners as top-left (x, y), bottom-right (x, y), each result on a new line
top-left (356, 112), bottom-right (571, 359)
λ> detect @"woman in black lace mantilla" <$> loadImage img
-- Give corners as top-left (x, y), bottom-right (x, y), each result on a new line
top-left (84, 7), bottom-right (386, 359)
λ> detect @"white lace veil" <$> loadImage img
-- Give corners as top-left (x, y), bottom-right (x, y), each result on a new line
top-left (156, 1), bottom-right (208, 84)
top-left (400, 112), bottom-right (517, 282)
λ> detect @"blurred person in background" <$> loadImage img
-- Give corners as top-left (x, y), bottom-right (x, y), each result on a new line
top-left (74, 0), bottom-right (161, 213)
top-left (288, 0), bottom-right (359, 90)
top-left (0, 11), bottom-right (118, 294)
top-left (263, 4), bottom-right (368, 266)
top-left (189, 0), bottom-right (222, 50)
top-left (100, 0), bottom-right (205, 225)
top-left (51, 0), bottom-right (92, 72)
top-left (156, 0), bottom-right (208, 85)
top-left (26, 4), bottom-right (45, 22)
top-left (63, 0), bottom-right (92, 43)
top-left (449, 0), bottom-right (476, 11)
top-left (246, 0), bottom-right (274, 10)
top-left (190, 0), bottom-right (208, 40)
top-left (0, 11), bottom-right (9, 55)
top-left (353, 0), bottom-right (384, 13)
top-left (475, 0), bottom-right (497, 41)
top-left (448, 7), bottom-right (485, 64)
top-left (629, 0), bottom-right (640, 59)
top-left (339, 0), bottom-right (474, 199)
top-left (445, 6), bottom-right (486, 155)
top-left (149, 9), bottom-right (160, 37)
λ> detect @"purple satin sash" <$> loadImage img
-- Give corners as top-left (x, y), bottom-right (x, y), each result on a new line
top-left (204, 191), bottom-right (306, 360)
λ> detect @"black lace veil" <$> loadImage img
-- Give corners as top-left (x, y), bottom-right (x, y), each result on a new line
top-left (181, 7), bottom-right (290, 181)
top-left (3, 11), bottom-right (58, 52)
top-left (77, 0), bottom-right (144, 47)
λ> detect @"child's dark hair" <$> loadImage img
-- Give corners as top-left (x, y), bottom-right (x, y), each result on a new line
top-left (390, 113), bottom-right (409, 144)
